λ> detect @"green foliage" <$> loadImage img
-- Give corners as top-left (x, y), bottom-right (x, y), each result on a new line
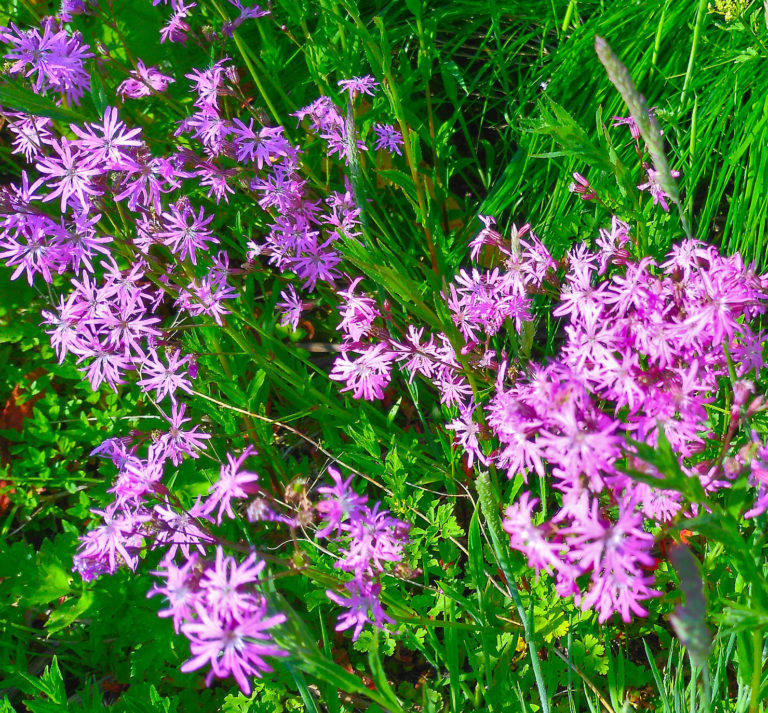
top-left (2, 0), bottom-right (768, 711)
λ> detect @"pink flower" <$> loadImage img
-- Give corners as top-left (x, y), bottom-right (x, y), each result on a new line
top-left (337, 75), bottom-right (378, 99)
top-left (373, 123), bottom-right (403, 155)
top-left (118, 59), bottom-right (176, 99)
top-left (329, 344), bottom-right (395, 401)
top-left (203, 447), bottom-right (260, 524)
top-left (180, 597), bottom-right (286, 695)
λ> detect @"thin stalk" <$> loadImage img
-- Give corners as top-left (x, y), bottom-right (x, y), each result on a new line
top-left (650, 0), bottom-right (669, 81)
top-left (561, 0), bottom-right (577, 33)
top-left (476, 472), bottom-right (550, 713)
top-left (681, 0), bottom-right (708, 108)
top-left (749, 627), bottom-right (762, 713)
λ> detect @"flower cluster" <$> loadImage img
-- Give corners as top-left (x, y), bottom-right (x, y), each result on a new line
top-left (316, 467), bottom-right (410, 641)
top-left (150, 548), bottom-right (286, 695)
top-left (324, 182), bottom-right (768, 622)
top-left (4, 5), bottom-right (767, 704)
top-left (0, 18), bottom-right (93, 104)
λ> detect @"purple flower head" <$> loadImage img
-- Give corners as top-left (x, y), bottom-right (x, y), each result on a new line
top-left (337, 501), bottom-right (409, 576)
top-left (503, 493), bottom-right (571, 577)
top-left (180, 596), bottom-right (287, 695)
top-left (315, 466), bottom-right (368, 539)
top-left (59, 0), bottom-right (96, 22)
top-left (612, 108), bottom-right (658, 141)
top-left (336, 277), bottom-right (379, 341)
top-left (329, 343), bottom-right (395, 401)
top-left (117, 59), bottom-right (175, 99)
top-left (160, 0), bottom-right (196, 44)
top-left (73, 503), bottom-right (150, 579)
top-left (326, 576), bottom-right (395, 642)
top-left (177, 274), bottom-right (237, 325)
top-left (373, 123), bottom-right (404, 155)
top-left (137, 348), bottom-right (195, 404)
top-left (0, 19), bottom-right (94, 104)
top-left (157, 402), bottom-right (211, 465)
top-left (70, 106), bottom-right (143, 169)
top-left (637, 167), bottom-right (681, 212)
top-left (276, 284), bottom-right (311, 331)
top-left (149, 554), bottom-right (202, 633)
top-left (109, 446), bottom-right (165, 504)
top-left (199, 547), bottom-right (264, 620)
top-left (185, 58), bottom-right (231, 111)
top-left (446, 405), bottom-right (488, 468)
top-left (203, 446), bottom-right (260, 524)
top-left (35, 138), bottom-right (104, 213)
top-left (4, 111), bottom-right (54, 162)
top-left (337, 75), bottom-right (378, 100)
top-left (153, 497), bottom-right (213, 560)
top-left (222, 1), bottom-right (269, 37)
top-left (159, 200), bottom-right (218, 265)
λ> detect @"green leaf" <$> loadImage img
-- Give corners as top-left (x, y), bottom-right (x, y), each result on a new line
top-left (45, 590), bottom-right (94, 634)
top-left (669, 544), bottom-right (712, 669)
top-left (367, 631), bottom-right (404, 713)
top-left (377, 169), bottom-right (417, 203)
top-left (0, 81), bottom-right (88, 123)
top-left (19, 657), bottom-right (67, 711)
top-left (468, 506), bottom-right (484, 588)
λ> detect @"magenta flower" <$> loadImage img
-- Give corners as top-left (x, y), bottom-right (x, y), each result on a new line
top-left (337, 75), bottom-right (378, 100)
top-left (73, 503), bottom-right (150, 579)
top-left (0, 19), bottom-right (94, 104)
top-left (637, 167), bottom-right (681, 212)
top-left (336, 277), bottom-right (379, 341)
top-left (315, 466), bottom-right (368, 539)
top-left (75, 337), bottom-right (132, 391)
top-left (203, 446), bottom-right (260, 524)
top-left (177, 274), bottom-right (237, 325)
top-left (180, 598), bottom-right (287, 695)
top-left (159, 201), bottom-right (218, 265)
top-left (276, 284), bottom-right (310, 331)
top-left (157, 402), bottom-right (211, 465)
top-left (446, 406), bottom-right (487, 468)
top-left (160, 0), bottom-right (196, 44)
top-left (117, 59), bottom-right (176, 99)
top-left (35, 138), bottom-right (104, 212)
top-left (330, 344), bottom-right (395, 401)
top-left (153, 497), bottom-right (213, 560)
top-left (70, 106), bottom-right (143, 168)
top-left (199, 547), bottom-right (264, 620)
top-left (503, 493), bottom-right (570, 577)
top-left (230, 119), bottom-right (291, 168)
top-left (149, 554), bottom-right (201, 633)
top-left (137, 348), bottom-right (194, 403)
top-left (373, 123), bottom-right (404, 155)
top-left (326, 577), bottom-right (395, 642)
top-left (4, 111), bottom-right (53, 161)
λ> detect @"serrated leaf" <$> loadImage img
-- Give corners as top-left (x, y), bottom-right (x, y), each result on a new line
top-left (19, 657), bottom-right (67, 708)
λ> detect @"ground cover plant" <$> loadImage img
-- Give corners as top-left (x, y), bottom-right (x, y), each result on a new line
top-left (1, 0), bottom-right (768, 712)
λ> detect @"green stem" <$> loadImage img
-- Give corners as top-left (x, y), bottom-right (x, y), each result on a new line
top-left (476, 472), bottom-right (550, 713)
top-left (681, 0), bottom-right (708, 108)
top-left (749, 627), bottom-right (763, 713)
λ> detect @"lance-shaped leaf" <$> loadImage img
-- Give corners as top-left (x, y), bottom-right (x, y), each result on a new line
top-left (669, 544), bottom-right (712, 669)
